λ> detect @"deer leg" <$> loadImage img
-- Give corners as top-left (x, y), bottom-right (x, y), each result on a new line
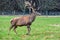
top-left (8, 25), bottom-right (14, 35)
top-left (13, 26), bottom-right (17, 34)
top-left (26, 25), bottom-right (31, 35)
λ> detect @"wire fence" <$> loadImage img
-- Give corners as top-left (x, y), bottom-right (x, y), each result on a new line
top-left (0, 11), bottom-right (60, 16)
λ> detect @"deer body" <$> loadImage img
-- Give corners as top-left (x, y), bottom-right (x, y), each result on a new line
top-left (9, 12), bottom-right (36, 35)
top-left (8, 1), bottom-right (38, 35)
top-left (11, 13), bottom-right (36, 26)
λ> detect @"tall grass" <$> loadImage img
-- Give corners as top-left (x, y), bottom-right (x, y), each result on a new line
top-left (0, 16), bottom-right (60, 40)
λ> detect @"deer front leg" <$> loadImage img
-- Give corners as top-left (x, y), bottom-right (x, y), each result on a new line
top-left (8, 25), bottom-right (14, 35)
top-left (26, 25), bottom-right (31, 35)
top-left (13, 26), bottom-right (17, 34)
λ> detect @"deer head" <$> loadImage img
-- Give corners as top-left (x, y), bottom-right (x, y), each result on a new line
top-left (25, 1), bottom-right (41, 16)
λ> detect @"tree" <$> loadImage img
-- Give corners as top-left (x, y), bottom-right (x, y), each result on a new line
top-left (0, 0), bottom-right (60, 12)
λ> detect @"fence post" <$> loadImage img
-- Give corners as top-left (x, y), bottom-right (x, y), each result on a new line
top-left (12, 10), bottom-right (15, 15)
top-left (2, 12), bottom-right (4, 15)
top-left (14, 10), bottom-right (15, 15)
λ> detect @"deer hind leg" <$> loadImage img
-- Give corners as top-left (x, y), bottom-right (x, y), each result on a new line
top-left (13, 26), bottom-right (17, 34)
top-left (26, 25), bottom-right (31, 35)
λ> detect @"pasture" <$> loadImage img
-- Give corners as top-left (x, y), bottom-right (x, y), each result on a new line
top-left (0, 16), bottom-right (60, 40)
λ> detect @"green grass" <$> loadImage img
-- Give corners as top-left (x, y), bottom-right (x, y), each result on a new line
top-left (0, 16), bottom-right (60, 40)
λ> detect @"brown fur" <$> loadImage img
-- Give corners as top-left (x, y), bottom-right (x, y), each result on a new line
top-left (8, 1), bottom-right (37, 35)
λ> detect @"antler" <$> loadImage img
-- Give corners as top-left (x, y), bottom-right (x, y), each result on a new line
top-left (25, 1), bottom-right (31, 7)
top-left (25, 1), bottom-right (36, 13)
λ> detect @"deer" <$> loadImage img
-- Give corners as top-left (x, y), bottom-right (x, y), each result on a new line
top-left (8, 1), bottom-right (40, 35)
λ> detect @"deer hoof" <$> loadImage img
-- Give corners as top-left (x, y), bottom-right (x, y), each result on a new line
top-left (26, 33), bottom-right (30, 35)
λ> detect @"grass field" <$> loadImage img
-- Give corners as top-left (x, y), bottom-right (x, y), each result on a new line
top-left (0, 16), bottom-right (60, 40)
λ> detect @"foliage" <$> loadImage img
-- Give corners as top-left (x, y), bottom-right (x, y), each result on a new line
top-left (0, 0), bottom-right (60, 11)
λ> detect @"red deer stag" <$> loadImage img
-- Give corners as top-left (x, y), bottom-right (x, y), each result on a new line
top-left (8, 1), bottom-right (40, 35)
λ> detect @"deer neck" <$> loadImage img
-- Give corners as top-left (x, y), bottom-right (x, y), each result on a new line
top-left (30, 12), bottom-right (36, 22)
top-left (31, 8), bottom-right (37, 20)
top-left (31, 13), bottom-right (36, 17)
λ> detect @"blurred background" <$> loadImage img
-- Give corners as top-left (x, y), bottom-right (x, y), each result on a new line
top-left (0, 0), bottom-right (60, 15)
